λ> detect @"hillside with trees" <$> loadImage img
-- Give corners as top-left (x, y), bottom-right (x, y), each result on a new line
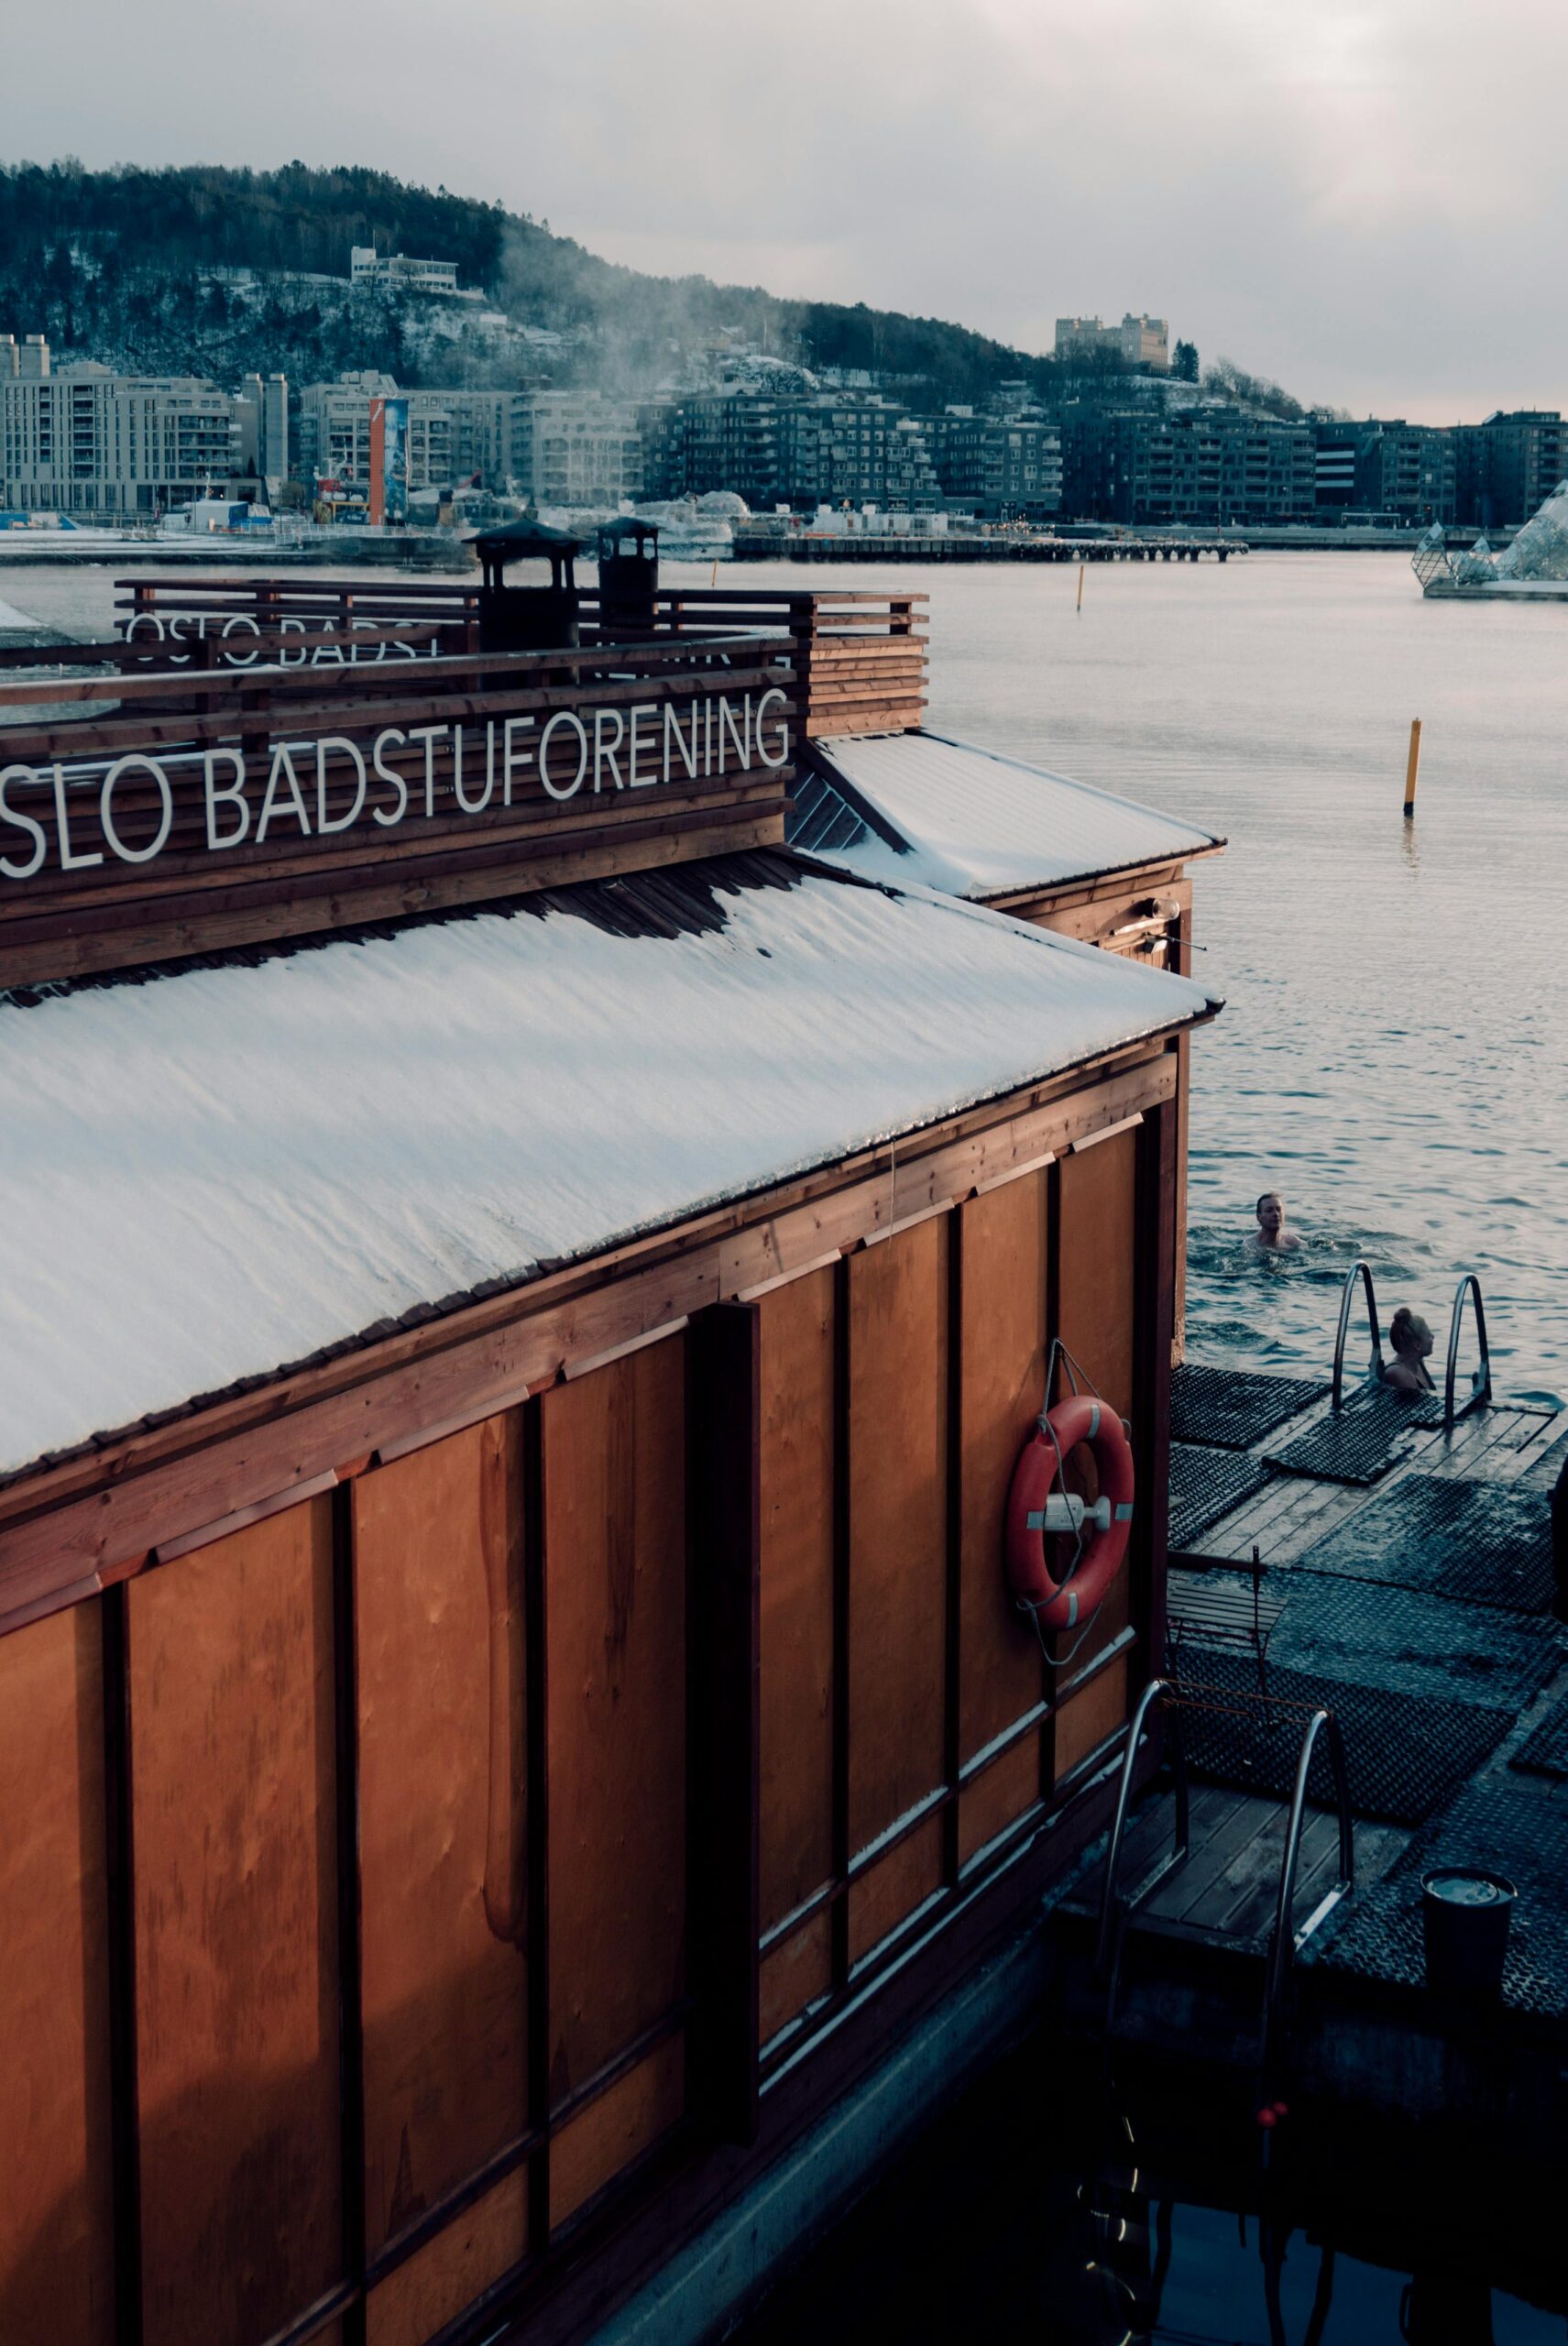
top-left (0, 159), bottom-right (1060, 402)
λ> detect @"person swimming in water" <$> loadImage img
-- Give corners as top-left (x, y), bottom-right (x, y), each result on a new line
top-left (1384, 1306), bottom-right (1437, 1395)
top-left (1247, 1190), bottom-right (1302, 1254)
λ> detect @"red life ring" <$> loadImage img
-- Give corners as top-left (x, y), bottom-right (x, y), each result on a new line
top-left (1005, 1394), bottom-right (1135, 1630)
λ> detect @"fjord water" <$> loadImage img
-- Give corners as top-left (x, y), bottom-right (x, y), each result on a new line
top-left (740, 550), bottom-right (1568, 1398)
top-left (7, 552), bottom-right (1563, 1395)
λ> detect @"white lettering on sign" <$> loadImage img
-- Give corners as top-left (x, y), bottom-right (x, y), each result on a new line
top-left (204, 750), bottom-right (250, 850)
top-left (0, 765), bottom-right (49, 879)
top-left (538, 712), bottom-right (587, 802)
top-left (101, 756), bottom-right (174, 865)
top-left (119, 611), bottom-right (444, 666)
top-left (0, 687), bottom-right (793, 883)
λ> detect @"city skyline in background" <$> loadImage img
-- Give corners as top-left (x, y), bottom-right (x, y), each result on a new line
top-left (0, 0), bottom-right (1565, 424)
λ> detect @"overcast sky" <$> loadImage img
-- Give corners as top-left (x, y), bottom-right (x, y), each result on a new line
top-left (2, 0), bottom-right (1563, 422)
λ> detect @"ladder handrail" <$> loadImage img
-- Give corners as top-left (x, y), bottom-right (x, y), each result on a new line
top-left (1264, 1708), bottom-right (1354, 2045)
top-left (1096, 1676), bottom-right (1190, 1975)
top-left (1331, 1260), bottom-right (1383, 1409)
top-left (1443, 1272), bottom-right (1493, 1429)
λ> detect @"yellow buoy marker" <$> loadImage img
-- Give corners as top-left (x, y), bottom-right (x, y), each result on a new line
top-left (1404, 718), bottom-right (1422, 819)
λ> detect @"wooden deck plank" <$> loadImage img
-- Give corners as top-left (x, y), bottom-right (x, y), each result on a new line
top-left (1211, 1475), bottom-right (1364, 1566)
top-left (1062, 1783), bottom-right (1231, 1915)
top-left (1199, 1807), bottom-right (1295, 1941)
top-left (1143, 1791), bottom-right (1276, 1924)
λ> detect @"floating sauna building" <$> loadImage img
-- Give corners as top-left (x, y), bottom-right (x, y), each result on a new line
top-left (0, 575), bottom-right (1220, 2346)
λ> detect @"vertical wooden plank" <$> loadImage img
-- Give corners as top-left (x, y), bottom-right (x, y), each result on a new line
top-left (846, 1220), bottom-right (948, 1945)
top-left (848, 1817), bottom-right (944, 1968)
top-left (958, 1739), bottom-right (1039, 1869)
top-left (544, 1334), bottom-right (685, 2118)
top-left (687, 1302), bottom-right (761, 2146)
top-left (522, 1397), bottom-right (551, 2255)
top-left (759, 1914), bottom-right (832, 2047)
top-left (547, 2037), bottom-right (685, 2231)
top-left (0, 1606), bottom-right (115, 2346)
top-left (1137, 1097), bottom-right (1179, 1680)
top-left (364, 2166), bottom-right (528, 2346)
top-left (130, 1499), bottom-right (343, 2346)
top-left (333, 1482), bottom-right (367, 2346)
top-left (354, 1416), bottom-right (528, 2260)
top-left (757, 1268), bottom-right (836, 1945)
top-left (1053, 1124), bottom-right (1141, 1778)
top-left (103, 1584), bottom-right (144, 2346)
top-left (1055, 1660), bottom-right (1131, 1781)
top-left (831, 1259), bottom-right (852, 1990)
top-left (1057, 1126), bottom-right (1139, 1420)
top-left (957, 1171), bottom-right (1048, 1774)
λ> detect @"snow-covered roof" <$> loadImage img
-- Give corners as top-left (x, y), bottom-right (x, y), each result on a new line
top-left (0, 855), bottom-right (1216, 1478)
top-left (791, 730), bottom-right (1223, 901)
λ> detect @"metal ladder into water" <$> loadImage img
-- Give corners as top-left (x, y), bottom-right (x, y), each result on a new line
top-left (1331, 1258), bottom-right (1492, 1426)
top-left (1093, 1680), bottom-right (1355, 2084)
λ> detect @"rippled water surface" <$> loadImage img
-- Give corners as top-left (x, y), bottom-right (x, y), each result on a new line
top-left (740, 551), bottom-right (1568, 1397)
top-left (734, 2041), bottom-right (1565, 2345)
top-left (6, 552), bottom-right (1564, 1392)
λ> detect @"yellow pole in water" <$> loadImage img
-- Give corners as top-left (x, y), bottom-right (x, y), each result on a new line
top-left (1403, 718), bottom-right (1422, 819)
top-left (711, 561), bottom-right (718, 588)
top-left (1077, 563), bottom-right (1085, 612)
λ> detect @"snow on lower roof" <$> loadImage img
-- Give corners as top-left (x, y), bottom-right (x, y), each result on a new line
top-left (794, 730), bottom-right (1223, 900)
top-left (0, 858), bottom-right (1216, 1479)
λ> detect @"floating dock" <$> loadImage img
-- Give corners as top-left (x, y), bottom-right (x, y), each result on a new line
top-left (1050, 1314), bottom-right (1567, 2153)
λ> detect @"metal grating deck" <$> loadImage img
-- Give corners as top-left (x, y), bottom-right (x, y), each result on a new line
top-left (1294, 1475), bottom-right (1556, 1615)
top-left (1511, 1686), bottom-right (1568, 1780)
top-left (1170, 1362), bottom-right (1327, 1451)
top-left (1167, 1643), bottom-right (1516, 1826)
top-left (1300, 1779), bottom-right (1568, 2017)
top-left (1168, 1442), bottom-right (1275, 1552)
top-left (1267, 1573), bottom-right (1562, 1710)
top-left (1264, 1387), bottom-right (1434, 1485)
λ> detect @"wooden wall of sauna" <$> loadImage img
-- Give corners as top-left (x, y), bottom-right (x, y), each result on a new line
top-left (0, 1115), bottom-right (1167, 2346)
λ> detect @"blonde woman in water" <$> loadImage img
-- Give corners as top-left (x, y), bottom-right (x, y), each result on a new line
top-left (1384, 1307), bottom-right (1437, 1395)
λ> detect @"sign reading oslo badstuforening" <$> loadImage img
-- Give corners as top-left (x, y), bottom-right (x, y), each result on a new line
top-left (0, 685), bottom-right (791, 882)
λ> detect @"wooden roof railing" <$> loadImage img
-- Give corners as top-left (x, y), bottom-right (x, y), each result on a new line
top-left (0, 629), bottom-right (802, 987)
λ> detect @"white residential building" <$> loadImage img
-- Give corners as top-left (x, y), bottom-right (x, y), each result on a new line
top-left (349, 246), bottom-right (464, 297)
top-left (1054, 313), bottom-right (1170, 372)
top-left (237, 371), bottom-right (290, 488)
top-left (511, 391), bottom-right (643, 507)
top-left (0, 342), bottom-right (240, 515)
top-left (297, 375), bottom-right (521, 493)
top-left (0, 334), bottom-right (51, 379)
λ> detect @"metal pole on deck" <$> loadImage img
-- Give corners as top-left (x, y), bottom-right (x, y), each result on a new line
top-left (1403, 719), bottom-right (1421, 818)
top-left (1077, 563), bottom-right (1085, 612)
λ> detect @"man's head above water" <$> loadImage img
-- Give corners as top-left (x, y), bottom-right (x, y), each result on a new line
top-left (1250, 1190), bottom-right (1301, 1251)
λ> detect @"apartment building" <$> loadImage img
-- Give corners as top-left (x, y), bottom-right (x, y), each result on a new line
top-left (297, 376), bottom-right (527, 494)
top-left (641, 386), bottom-right (946, 510)
top-left (510, 391), bottom-right (643, 508)
top-left (928, 410), bottom-right (1063, 517)
top-left (237, 370), bottom-right (290, 488)
top-left (1455, 411), bottom-right (1565, 528)
top-left (1063, 406), bottom-right (1315, 524)
top-left (652, 387), bottom-right (782, 506)
top-left (0, 334), bottom-right (51, 380)
top-left (773, 397), bottom-right (940, 510)
top-left (349, 247), bottom-right (463, 297)
top-left (1313, 420), bottom-right (1455, 524)
top-left (297, 372), bottom-right (399, 488)
top-left (1054, 314), bottom-right (1170, 371)
top-left (0, 343), bottom-right (239, 515)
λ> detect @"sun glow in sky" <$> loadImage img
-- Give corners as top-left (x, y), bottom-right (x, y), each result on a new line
top-left (4, 0), bottom-right (1564, 419)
